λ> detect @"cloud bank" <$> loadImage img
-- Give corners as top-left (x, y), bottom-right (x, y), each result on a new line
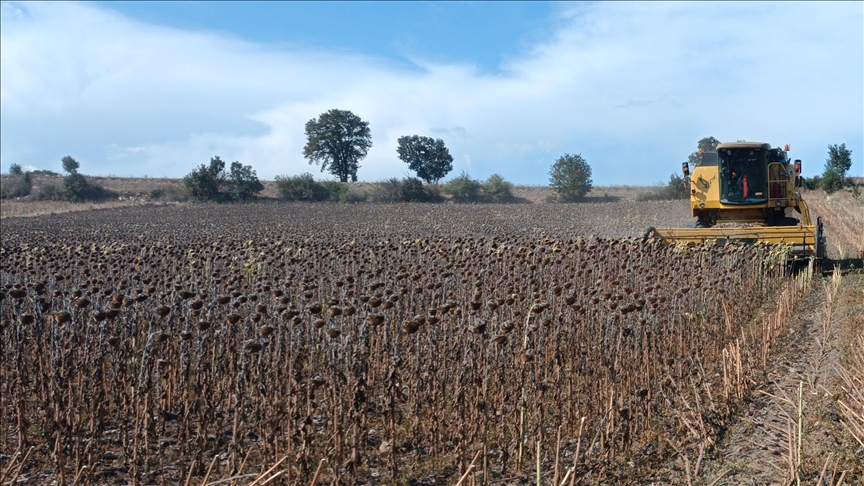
top-left (1, 1), bottom-right (862, 183)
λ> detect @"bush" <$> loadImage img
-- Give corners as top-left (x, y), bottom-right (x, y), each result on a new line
top-left (32, 169), bottom-right (60, 176)
top-left (444, 172), bottom-right (484, 202)
top-left (319, 181), bottom-right (349, 202)
top-left (62, 173), bottom-right (114, 202)
top-left (369, 179), bottom-right (403, 202)
top-left (183, 157), bottom-right (228, 201)
top-left (638, 173), bottom-right (690, 201)
top-left (274, 173), bottom-right (331, 201)
top-left (63, 173), bottom-right (89, 201)
top-left (9, 163), bottom-right (23, 175)
top-left (149, 186), bottom-right (188, 202)
top-left (483, 174), bottom-right (515, 203)
top-left (400, 177), bottom-right (427, 202)
top-left (228, 161), bottom-right (264, 201)
top-left (821, 168), bottom-right (844, 194)
top-left (370, 177), bottom-right (437, 202)
top-left (549, 154), bottom-right (592, 202)
top-left (802, 175), bottom-right (822, 190)
top-left (0, 172), bottom-right (33, 199)
top-left (34, 180), bottom-right (113, 202)
top-left (36, 184), bottom-right (61, 201)
top-left (319, 180), bottom-right (368, 202)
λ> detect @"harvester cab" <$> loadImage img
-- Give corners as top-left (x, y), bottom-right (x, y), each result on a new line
top-left (647, 142), bottom-right (826, 258)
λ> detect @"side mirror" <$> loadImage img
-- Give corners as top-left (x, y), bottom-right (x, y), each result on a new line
top-left (682, 162), bottom-right (690, 176)
top-left (794, 159), bottom-right (802, 173)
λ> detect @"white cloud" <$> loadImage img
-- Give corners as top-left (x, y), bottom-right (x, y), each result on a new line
top-left (1, 1), bottom-right (862, 183)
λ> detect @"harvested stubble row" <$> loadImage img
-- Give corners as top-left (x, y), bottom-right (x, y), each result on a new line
top-left (0, 204), bottom-right (792, 484)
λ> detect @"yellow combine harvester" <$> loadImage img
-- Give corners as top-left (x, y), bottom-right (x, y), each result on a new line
top-left (646, 141), bottom-right (826, 258)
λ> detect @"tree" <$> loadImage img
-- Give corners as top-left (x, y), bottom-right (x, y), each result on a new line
top-left (62, 155), bottom-right (80, 174)
top-left (8, 163), bottom-right (23, 175)
top-left (825, 143), bottom-right (852, 177)
top-left (549, 154), bottom-right (592, 202)
top-left (396, 135), bottom-right (454, 184)
top-left (687, 136), bottom-right (721, 167)
top-left (303, 109), bottom-right (372, 182)
top-left (183, 156), bottom-right (227, 201)
top-left (228, 161), bottom-right (264, 201)
top-left (60, 155), bottom-right (88, 201)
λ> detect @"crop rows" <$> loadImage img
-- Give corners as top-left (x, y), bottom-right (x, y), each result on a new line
top-left (0, 204), bottom-right (794, 484)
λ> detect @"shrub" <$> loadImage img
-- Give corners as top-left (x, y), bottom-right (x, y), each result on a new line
top-left (61, 173), bottom-right (114, 202)
top-left (444, 172), bottom-right (483, 203)
top-left (36, 184), bottom-right (61, 201)
top-left (319, 181), bottom-right (348, 202)
top-left (228, 161), bottom-right (264, 201)
top-left (0, 172), bottom-right (33, 199)
top-left (369, 179), bottom-right (403, 202)
top-left (638, 173), bottom-right (690, 201)
top-left (399, 177), bottom-right (435, 202)
top-left (370, 177), bottom-right (437, 202)
top-left (8, 163), bottom-right (23, 175)
top-left (315, 181), bottom-right (368, 202)
top-left (32, 169), bottom-right (60, 176)
top-left (802, 175), bottom-right (822, 190)
top-left (150, 186), bottom-right (188, 202)
top-left (183, 157), bottom-right (228, 201)
top-left (482, 174), bottom-right (515, 203)
top-left (63, 173), bottom-right (89, 201)
top-left (274, 173), bottom-right (330, 201)
top-left (821, 168), bottom-right (844, 194)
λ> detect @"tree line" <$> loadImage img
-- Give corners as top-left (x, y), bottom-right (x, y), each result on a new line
top-left (184, 108), bottom-right (593, 203)
top-left (8, 108), bottom-right (853, 203)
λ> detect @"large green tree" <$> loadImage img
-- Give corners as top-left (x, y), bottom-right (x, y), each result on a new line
top-left (687, 136), bottom-right (721, 167)
top-left (303, 109), bottom-right (372, 182)
top-left (396, 135), bottom-right (454, 184)
top-left (549, 153), bottom-right (592, 202)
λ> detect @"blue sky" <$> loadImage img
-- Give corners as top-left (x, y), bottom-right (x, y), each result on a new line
top-left (101, 2), bottom-right (557, 73)
top-left (2, 1), bottom-right (862, 184)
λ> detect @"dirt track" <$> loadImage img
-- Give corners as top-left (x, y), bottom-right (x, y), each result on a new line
top-left (693, 267), bottom-right (864, 485)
